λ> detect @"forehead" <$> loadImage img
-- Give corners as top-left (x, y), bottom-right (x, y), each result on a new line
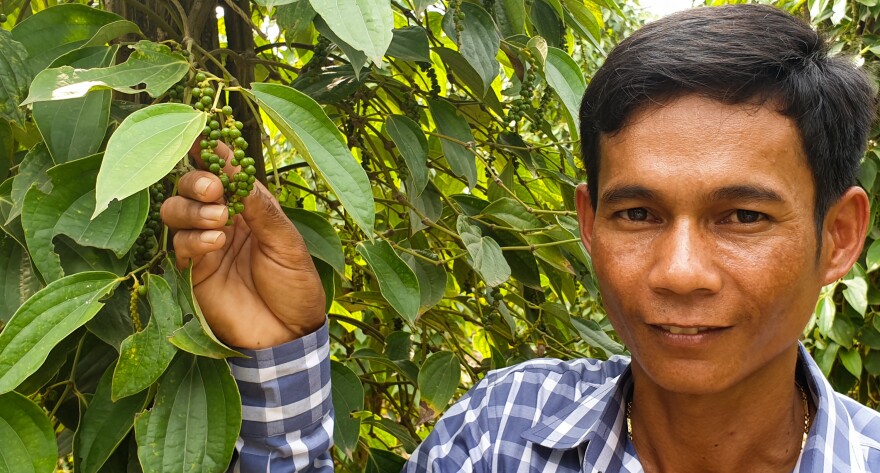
top-left (596, 95), bottom-right (813, 203)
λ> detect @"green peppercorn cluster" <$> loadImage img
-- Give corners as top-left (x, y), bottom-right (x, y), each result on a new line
top-left (167, 76), bottom-right (187, 103)
top-left (301, 36), bottom-right (331, 76)
top-left (508, 66), bottom-right (536, 124)
top-left (133, 182), bottom-right (166, 264)
top-left (418, 62), bottom-right (441, 97)
top-left (450, 0), bottom-right (465, 43)
top-left (191, 72), bottom-right (257, 224)
top-left (130, 281), bottom-right (146, 332)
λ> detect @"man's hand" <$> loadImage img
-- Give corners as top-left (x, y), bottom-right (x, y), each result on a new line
top-left (160, 141), bottom-right (325, 349)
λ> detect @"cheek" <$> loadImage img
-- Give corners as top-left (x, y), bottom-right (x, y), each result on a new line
top-left (590, 233), bottom-right (651, 336)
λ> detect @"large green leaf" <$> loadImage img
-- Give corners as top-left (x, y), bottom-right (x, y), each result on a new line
top-left (134, 354), bottom-right (241, 473)
top-left (0, 391), bottom-right (57, 473)
top-left (283, 207), bottom-right (345, 274)
top-left (112, 274), bottom-right (182, 400)
top-left (428, 98), bottom-right (478, 187)
top-left (32, 46), bottom-right (115, 164)
top-left (0, 271), bottom-right (120, 394)
top-left (544, 47), bottom-right (586, 133)
top-left (313, 17), bottom-right (368, 79)
top-left (0, 29), bottom-right (31, 127)
top-left (356, 240), bottom-right (421, 323)
top-left (442, 3), bottom-right (500, 95)
top-left (0, 236), bottom-right (33, 323)
top-left (249, 83), bottom-right (375, 235)
top-left (309, 0), bottom-right (393, 64)
top-left (8, 143), bottom-right (54, 224)
top-left (74, 366), bottom-right (150, 473)
top-left (330, 361), bottom-right (364, 458)
top-left (10, 3), bottom-right (124, 74)
top-left (0, 121), bottom-right (11, 182)
top-left (276, 0), bottom-right (317, 42)
top-left (457, 216), bottom-right (511, 287)
top-left (23, 154), bottom-right (148, 282)
top-left (22, 41), bottom-right (188, 105)
top-left (386, 26), bottom-right (431, 63)
top-left (571, 317), bottom-right (626, 358)
top-left (385, 115), bottom-right (429, 196)
top-left (94, 103), bottom-right (205, 218)
top-left (418, 351), bottom-right (461, 411)
top-left (168, 318), bottom-right (244, 359)
top-left (402, 252), bottom-right (447, 312)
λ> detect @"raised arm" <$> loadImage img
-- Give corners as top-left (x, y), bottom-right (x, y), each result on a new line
top-left (160, 141), bottom-right (333, 471)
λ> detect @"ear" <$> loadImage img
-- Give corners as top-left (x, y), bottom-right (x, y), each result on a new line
top-left (819, 186), bottom-right (870, 285)
top-left (575, 183), bottom-right (597, 254)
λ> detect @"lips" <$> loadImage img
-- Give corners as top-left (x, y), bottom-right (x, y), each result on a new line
top-left (657, 325), bottom-right (717, 335)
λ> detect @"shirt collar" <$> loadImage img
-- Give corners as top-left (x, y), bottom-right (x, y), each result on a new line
top-left (520, 343), bottom-right (866, 473)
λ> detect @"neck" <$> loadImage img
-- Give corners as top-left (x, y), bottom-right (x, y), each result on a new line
top-left (629, 344), bottom-right (808, 473)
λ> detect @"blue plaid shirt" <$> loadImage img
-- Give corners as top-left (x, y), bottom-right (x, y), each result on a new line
top-left (226, 320), bottom-right (880, 472)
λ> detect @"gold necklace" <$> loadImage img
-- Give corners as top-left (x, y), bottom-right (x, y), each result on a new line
top-left (625, 383), bottom-right (812, 447)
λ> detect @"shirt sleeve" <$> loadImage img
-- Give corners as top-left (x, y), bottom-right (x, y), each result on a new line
top-left (404, 374), bottom-right (495, 472)
top-left (226, 319), bottom-right (334, 472)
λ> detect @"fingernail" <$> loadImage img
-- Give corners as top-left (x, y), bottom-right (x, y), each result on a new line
top-left (199, 205), bottom-right (226, 220)
top-left (200, 230), bottom-right (223, 244)
top-left (195, 177), bottom-right (212, 196)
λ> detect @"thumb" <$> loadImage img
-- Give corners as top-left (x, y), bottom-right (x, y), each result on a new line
top-left (239, 181), bottom-right (311, 260)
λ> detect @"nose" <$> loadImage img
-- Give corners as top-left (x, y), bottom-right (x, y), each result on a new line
top-left (647, 219), bottom-right (723, 296)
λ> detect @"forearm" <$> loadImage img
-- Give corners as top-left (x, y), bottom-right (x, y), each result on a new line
top-left (228, 319), bottom-right (334, 472)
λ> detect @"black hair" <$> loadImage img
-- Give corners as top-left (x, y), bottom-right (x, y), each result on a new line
top-left (579, 4), bottom-right (877, 238)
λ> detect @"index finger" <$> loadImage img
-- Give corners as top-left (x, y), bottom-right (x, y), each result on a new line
top-left (177, 170), bottom-right (226, 203)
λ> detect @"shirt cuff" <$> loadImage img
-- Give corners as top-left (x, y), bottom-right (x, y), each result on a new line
top-left (228, 318), bottom-right (331, 438)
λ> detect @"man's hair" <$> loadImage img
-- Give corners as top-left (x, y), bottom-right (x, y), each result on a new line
top-left (579, 4), bottom-right (877, 236)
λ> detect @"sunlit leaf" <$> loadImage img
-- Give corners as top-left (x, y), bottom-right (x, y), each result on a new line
top-left (418, 351), bottom-right (461, 411)
top-left (356, 240), bottom-right (420, 323)
top-left (310, 0), bottom-right (394, 64)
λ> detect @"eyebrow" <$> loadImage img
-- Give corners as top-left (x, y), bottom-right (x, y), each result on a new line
top-left (600, 185), bottom-right (658, 205)
top-left (707, 185), bottom-right (784, 203)
top-left (599, 184), bottom-right (785, 206)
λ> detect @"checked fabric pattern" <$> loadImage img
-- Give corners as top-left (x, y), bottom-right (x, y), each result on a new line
top-left (226, 320), bottom-right (880, 472)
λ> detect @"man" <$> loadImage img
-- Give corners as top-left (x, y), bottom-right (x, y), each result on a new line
top-left (160, 4), bottom-right (880, 472)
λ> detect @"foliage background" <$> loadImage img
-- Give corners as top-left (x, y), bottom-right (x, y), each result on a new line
top-left (0, 0), bottom-right (878, 471)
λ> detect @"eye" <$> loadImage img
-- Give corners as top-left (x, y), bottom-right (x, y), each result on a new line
top-left (731, 209), bottom-right (766, 224)
top-left (626, 208), bottom-right (649, 221)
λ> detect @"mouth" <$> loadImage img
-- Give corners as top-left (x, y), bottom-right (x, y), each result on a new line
top-left (655, 325), bottom-right (722, 335)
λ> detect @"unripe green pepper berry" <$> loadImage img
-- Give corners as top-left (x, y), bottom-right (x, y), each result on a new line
top-left (222, 105), bottom-right (233, 116)
top-left (201, 96), bottom-right (213, 106)
top-left (194, 102), bottom-right (205, 111)
top-left (137, 285), bottom-right (148, 296)
top-left (202, 87), bottom-right (215, 97)
top-left (209, 130), bottom-right (221, 140)
top-left (234, 149), bottom-right (245, 159)
top-left (236, 189), bottom-right (249, 197)
top-left (196, 72), bottom-right (207, 82)
top-left (234, 202), bottom-right (245, 213)
top-left (218, 159), bottom-right (226, 167)
top-left (235, 121), bottom-right (244, 130)
top-left (221, 127), bottom-right (230, 138)
top-left (209, 120), bottom-right (221, 130)
top-left (230, 158), bottom-right (239, 167)
top-left (202, 126), bottom-right (211, 135)
top-left (229, 128), bottom-right (242, 139)
top-left (245, 165), bottom-right (257, 175)
top-left (200, 140), bottom-right (209, 149)
top-left (209, 163), bottom-right (221, 173)
top-left (208, 139), bottom-right (218, 149)
top-left (0, 14), bottom-right (7, 23)
top-left (192, 87), bottom-right (202, 97)
top-left (234, 137), bottom-right (247, 148)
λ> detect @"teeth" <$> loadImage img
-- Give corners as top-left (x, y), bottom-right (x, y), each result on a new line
top-left (659, 325), bottom-right (707, 335)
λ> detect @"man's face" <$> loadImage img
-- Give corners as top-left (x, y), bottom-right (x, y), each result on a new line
top-left (576, 94), bottom-right (828, 394)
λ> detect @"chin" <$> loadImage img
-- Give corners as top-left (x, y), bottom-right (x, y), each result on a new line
top-left (631, 355), bottom-right (744, 396)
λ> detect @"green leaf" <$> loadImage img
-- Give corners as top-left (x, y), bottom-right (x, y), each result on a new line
top-left (8, 143), bottom-right (54, 224)
top-left (457, 216), bottom-right (511, 287)
top-left (330, 361), bottom-right (364, 458)
top-left (387, 26), bottom-right (431, 63)
top-left (0, 29), bottom-right (31, 127)
top-left (816, 293), bottom-right (836, 336)
top-left (571, 317), bottom-right (626, 358)
top-left (87, 286), bottom-right (135, 352)
top-left (10, 4), bottom-right (124, 74)
top-left (442, 3), bottom-right (499, 95)
top-left (0, 271), bottom-right (119, 394)
top-left (32, 46), bottom-right (115, 164)
top-left (74, 366), bottom-right (150, 473)
top-left (134, 354), bottom-right (241, 473)
top-left (0, 391), bottom-right (57, 473)
top-left (23, 154), bottom-right (148, 282)
top-left (402, 252), bottom-right (447, 312)
top-left (494, 0), bottom-right (527, 37)
top-left (865, 350), bottom-right (880, 376)
top-left (253, 0), bottom-right (298, 6)
top-left (0, 236), bottom-right (36, 323)
top-left (94, 103), bottom-right (205, 218)
top-left (0, 121), bottom-right (12, 182)
top-left (843, 274), bottom-right (868, 316)
top-left (839, 347), bottom-right (862, 377)
top-left (112, 274), bottom-right (182, 400)
top-left (356, 240), bottom-right (420, 323)
top-left (365, 448), bottom-right (407, 473)
top-left (866, 238), bottom-right (880, 273)
top-left (815, 341), bottom-right (839, 377)
top-left (168, 318), bottom-right (244, 359)
top-left (544, 47), bottom-right (586, 133)
top-left (428, 98), bottom-right (478, 187)
top-left (282, 207), bottom-right (345, 274)
top-left (276, 0), bottom-right (316, 40)
top-left (481, 197), bottom-right (543, 230)
top-left (165, 260), bottom-right (238, 357)
top-left (249, 83), bottom-right (375, 235)
top-left (309, 0), bottom-right (393, 64)
top-left (385, 115), bottom-right (429, 196)
top-left (313, 17), bottom-right (368, 79)
top-left (418, 351), bottom-right (461, 411)
top-left (22, 41), bottom-right (189, 105)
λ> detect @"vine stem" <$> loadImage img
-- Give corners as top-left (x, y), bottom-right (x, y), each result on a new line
top-left (48, 335), bottom-right (86, 420)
